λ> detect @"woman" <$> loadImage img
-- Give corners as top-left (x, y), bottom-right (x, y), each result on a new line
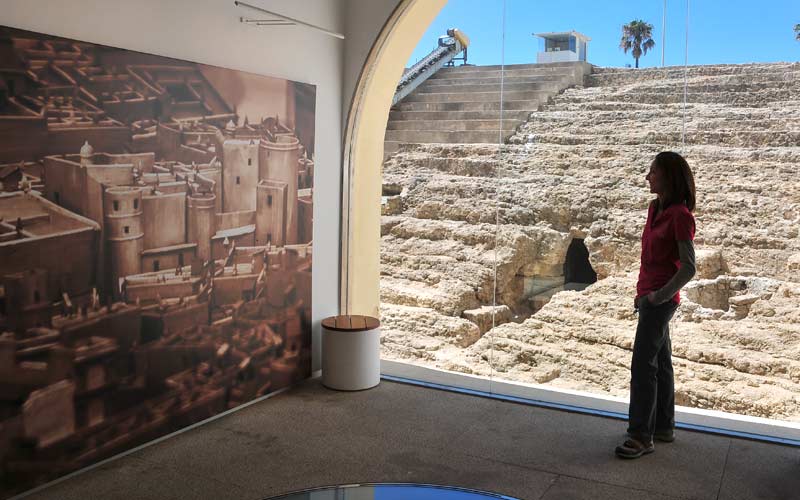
top-left (616, 151), bottom-right (697, 459)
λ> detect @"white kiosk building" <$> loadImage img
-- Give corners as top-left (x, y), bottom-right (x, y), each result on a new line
top-left (533, 31), bottom-right (591, 64)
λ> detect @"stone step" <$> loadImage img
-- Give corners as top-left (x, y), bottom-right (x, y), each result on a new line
top-left (388, 110), bottom-right (532, 121)
top-left (416, 80), bottom-right (564, 94)
top-left (553, 91), bottom-right (798, 106)
top-left (395, 100), bottom-right (544, 112)
top-left (402, 90), bottom-right (551, 103)
top-left (507, 130), bottom-right (800, 148)
top-left (423, 74), bottom-right (568, 87)
top-left (597, 82), bottom-right (800, 95)
top-left (587, 77), bottom-right (800, 91)
top-left (436, 61), bottom-right (589, 73)
top-left (595, 65), bottom-right (782, 73)
top-left (594, 81), bottom-right (800, 90)
top-left (383, 142), bottom-right (506, 161)
top-left (384, 129), bottom-right (512, 144)
top-left (429, 67), bottom-right (582, 81)
top-left (589, 71), bottom-right (800, 84)
top-left (382, 62), bottom-right (591, 159)
top-left (588, 73), bottom-right (800, 85)
top-left (544, 104), bottom-right (800, 118)
top-left (386, 118), bottom-right (523, 131)
top-left (593, 62), bottom-right (800, 74)
top-left (383, 140), bottom-right (402, 157)
top-left (383, 217), bottom-right (499, 246)
top-left (545, 101), bottom-right (723, 111)
top-left (384, 156), bottom-right (502, 177)
top-left (385, 141), bottom-right (800, 163)
top-left (527, 114), bottom-right (796, 130)
top-left (379, 275), bottom-right (480, 316)
top-left (518, 127), bottom-right (800, 145)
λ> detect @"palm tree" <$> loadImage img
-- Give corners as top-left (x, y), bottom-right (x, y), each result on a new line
top-left (795, 23), bottom-right (800, 41)
top-left (620, 20), bottom-right (656, 68)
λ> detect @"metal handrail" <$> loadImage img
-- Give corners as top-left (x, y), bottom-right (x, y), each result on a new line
top-left (392, 30), bottom-right (468, 106)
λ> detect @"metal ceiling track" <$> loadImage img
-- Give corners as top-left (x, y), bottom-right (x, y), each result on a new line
top-left (234, 1), bottom-right (345, 39)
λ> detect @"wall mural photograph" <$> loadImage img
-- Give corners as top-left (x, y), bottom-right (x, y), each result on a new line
top-left (0, 25), bottom-right (315, 497)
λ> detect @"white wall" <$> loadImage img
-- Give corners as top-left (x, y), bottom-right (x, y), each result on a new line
top-left (537, 50), bottom-right (580, 64)
top-left (1, 0), bottom-right (344, 370)
top-left (342, 0), bottom-right (404, 128)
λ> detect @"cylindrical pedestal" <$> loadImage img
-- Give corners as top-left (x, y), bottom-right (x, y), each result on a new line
top-left (321, 315), bottom-right (380, 391)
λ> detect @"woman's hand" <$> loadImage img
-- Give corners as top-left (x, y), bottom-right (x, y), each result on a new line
top-left (646, 291), bottom-right (658, 305)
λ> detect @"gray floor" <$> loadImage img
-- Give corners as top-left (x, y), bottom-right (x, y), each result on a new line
top-left (25, 378), bottom-right (800, 500)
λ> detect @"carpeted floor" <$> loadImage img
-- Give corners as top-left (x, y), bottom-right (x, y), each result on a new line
top-left (23, 378), bottom-right (800, 500)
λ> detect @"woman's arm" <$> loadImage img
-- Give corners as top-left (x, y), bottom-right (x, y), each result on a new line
top-left (648, 240), bottom-right (696, 305)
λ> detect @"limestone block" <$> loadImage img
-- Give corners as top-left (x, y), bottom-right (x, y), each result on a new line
top-left (727, 293), bottom-right (760, 319)
top-left (382, 182), bottom-right (403, 196)
top-left (728, 294), bottom-right (759, 307)
top-left (381, 216), bottom-right (403, 236)
top-left (463, 305), bottom-right (512, 335)
top-left (380, 303), bottom-right (482, 348)
top-left (524, 275), bottom-right (565, 297)
top-left (787, 253), bottom-right (800, 271)
top-left (381, 195), bottom-right (404, 216)
top-left (695, 248), bottom-right (726, 279)
top-left (684, 279), bottom-right (730, 311)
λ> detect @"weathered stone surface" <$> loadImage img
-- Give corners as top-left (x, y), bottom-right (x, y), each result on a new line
top-left (380, 62), bottom-right (800, 422)
top-left (463, 305), bottom-right (512, 335)
top-left (380, 303), bottom-right (481, 352)
top-left (381, 195), bottom-right (404, 216)
top-left (695, 248), bottom-right (727, 279)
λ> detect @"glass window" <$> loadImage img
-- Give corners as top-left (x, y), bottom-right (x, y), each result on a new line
top-left (380, 0), bottom-right (800, 435)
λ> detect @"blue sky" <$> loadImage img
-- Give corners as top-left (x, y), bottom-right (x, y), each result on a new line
top-left (408, 0), bottom-right (800, 68)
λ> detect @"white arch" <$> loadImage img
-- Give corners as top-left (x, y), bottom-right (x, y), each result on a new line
top-left (341, 0), bottom-right (448, 315)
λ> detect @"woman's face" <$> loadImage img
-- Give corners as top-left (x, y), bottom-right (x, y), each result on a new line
top-left (646, 162), bottom-right (664, 195)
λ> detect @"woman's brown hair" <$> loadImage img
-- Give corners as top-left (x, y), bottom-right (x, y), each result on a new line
top-left (653, 151), bottom-right (696, 212)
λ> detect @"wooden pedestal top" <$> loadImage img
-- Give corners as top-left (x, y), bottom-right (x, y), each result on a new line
top-left (321, 315), bottom-right (380, 332)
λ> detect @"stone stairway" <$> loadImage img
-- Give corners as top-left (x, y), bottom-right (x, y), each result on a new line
top-left (384, 62), bottom-right (592, 157)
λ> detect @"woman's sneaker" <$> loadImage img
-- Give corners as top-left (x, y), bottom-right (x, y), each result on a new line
top-left (615, 438), bottom-right (655, 459)
top-left (654, 430), bottom-right (675, 443)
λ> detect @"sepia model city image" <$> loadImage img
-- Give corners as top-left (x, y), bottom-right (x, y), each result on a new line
top-left (0, 26), bottom-right (315, 496)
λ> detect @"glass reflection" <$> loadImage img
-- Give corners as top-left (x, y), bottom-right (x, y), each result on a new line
top-left (380, 0), bottom-right (800, 428)
top-left (266, 484), bottom-right (519, 500)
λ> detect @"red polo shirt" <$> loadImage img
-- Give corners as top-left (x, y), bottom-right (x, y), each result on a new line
top-left (637, 201), bottom-right (695, 304)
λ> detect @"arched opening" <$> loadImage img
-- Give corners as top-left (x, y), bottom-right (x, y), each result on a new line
top-left (343, 0), bottom-right (800, 440)
top-left (563, 238), bottom-right (597, 290)
top-left (341, 0), bottom-right (448, 316)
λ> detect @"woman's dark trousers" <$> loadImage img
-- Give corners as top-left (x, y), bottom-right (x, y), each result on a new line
top-left (627, 300), bottom-right (679, 442)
